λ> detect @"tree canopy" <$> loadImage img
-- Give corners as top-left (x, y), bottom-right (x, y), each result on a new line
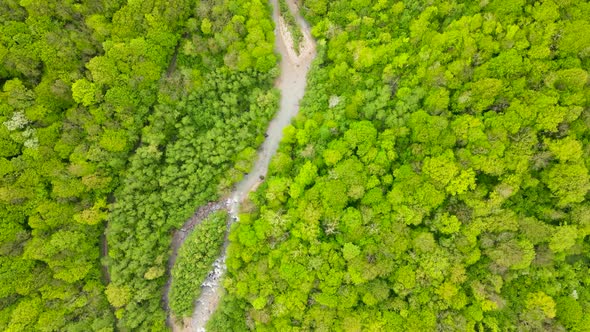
top-left (1, 0), bottom-right (278, 330)
top-left (211, 0), bottom-right (590, 330)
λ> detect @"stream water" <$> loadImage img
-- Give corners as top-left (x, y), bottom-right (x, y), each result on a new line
top-left (168, 0), bottom-right (316, 330)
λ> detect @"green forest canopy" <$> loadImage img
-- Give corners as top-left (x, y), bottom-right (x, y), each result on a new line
top-left (1, 0), bottom-right (589, 331)
top-left (1, 0), bottom-right (277, 330)
top-left (211, 0), bottom-right (590, 331)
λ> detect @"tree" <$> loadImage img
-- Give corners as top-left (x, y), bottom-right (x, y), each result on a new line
top-left (105, 284), bottom-right (131, 308)
top-left (542, 163), bottom-right (590, 207)
top-left (558, 20), bottom-right (590, 57)
top-left (71, 79), bottom-right (100, 106)
top-left (342, 243), bottom-right (360, 261)
top-left (422, 149), bottom-right (458, 188)
top-left (432, 212), bottom-right (461, 234)
top-left (556, 296), bottom-right (583, 330)
top-left (201, 18), bottom-right (212, 35)
top-left (526, 291), bottom-right (556, 319)
top-left (546, 137), bottom-right (583, 162)
top-left (548, 225), bottom-right (578, 253)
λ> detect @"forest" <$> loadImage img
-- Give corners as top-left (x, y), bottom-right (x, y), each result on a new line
top-left (1, 0), bottom-right (277, 330)
top-left (1, 0), bottom-right (589, 331)
top-left (211, 0), bottom-right (590, 331)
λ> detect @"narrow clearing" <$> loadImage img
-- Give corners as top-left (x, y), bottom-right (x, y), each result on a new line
top-left (164, 0), bottom-right (316, 330)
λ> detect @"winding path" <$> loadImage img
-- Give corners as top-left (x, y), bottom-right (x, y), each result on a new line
top-left (166, 0), bottom-right (316, 331)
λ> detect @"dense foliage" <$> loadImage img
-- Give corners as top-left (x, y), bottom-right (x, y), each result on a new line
top-left (3, 0), bottom-right (590, 330)
top-left (104, 0), bottom-right (278, 330)
top-left (0, 0), bottom-right (134, 330)
top-left (1, 0), bottom-right (277, 330)
top-left (170, 211), bottom-right (227, 318)
top-left (216, 0), bottom-right (590, 330)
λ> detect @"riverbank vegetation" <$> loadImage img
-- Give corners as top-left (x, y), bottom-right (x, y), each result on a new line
top-left (170, 211), bottom-right (227, 319)
top-left (104, 0), bottom-right (278, 330)
top-left (216, 0), bottom-right (590, 330)
top-left (279, 0), bottom-right (304, 54)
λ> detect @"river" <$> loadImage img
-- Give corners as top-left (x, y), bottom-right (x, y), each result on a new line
top-left (167, 0), bottom-right (316, 330)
